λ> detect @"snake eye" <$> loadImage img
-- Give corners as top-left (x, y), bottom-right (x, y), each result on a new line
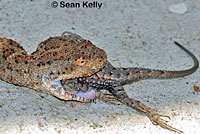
top-left (76, 56), bottom-right (86, 66)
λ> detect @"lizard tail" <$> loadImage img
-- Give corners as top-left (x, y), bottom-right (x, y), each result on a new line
top-left (95, 42), bottom-right (199, 84)
top-left (169, 41), bottom-right (199, 77)
top-left (124, 41), bottom-right (199, 84)
top-left (133, 41), bottom-right (198, 78)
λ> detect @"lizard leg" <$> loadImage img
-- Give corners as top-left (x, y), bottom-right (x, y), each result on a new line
top-left (61, 31), bottom-right (84, 44)
top-left (108, 86), bottom-right (183, 133)
top-left (95, 90), bottom-right (118, 104)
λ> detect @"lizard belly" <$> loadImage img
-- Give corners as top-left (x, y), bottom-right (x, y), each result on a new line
top-left (75, 90), bottom-right (96, 99)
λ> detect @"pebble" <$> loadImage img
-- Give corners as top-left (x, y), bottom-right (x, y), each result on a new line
top-left (169, 3), bottom-right (188, 14)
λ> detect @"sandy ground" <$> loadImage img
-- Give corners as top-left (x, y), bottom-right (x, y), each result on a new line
top-left (0, 0), bottom-right (200, 134)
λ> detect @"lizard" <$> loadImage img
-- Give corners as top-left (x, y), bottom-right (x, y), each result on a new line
top-left (0, 31), bottom-right (198, 133)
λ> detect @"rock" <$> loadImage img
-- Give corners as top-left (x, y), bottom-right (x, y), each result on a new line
top-left (169, 3), bottom-right (188, 14)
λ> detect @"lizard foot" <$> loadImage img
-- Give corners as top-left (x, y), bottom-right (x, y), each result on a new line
top-left (145, 108), bottom-right (183, 134)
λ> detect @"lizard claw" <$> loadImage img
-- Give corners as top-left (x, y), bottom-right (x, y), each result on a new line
top-left (147, 110), bottom-right (183, 134)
